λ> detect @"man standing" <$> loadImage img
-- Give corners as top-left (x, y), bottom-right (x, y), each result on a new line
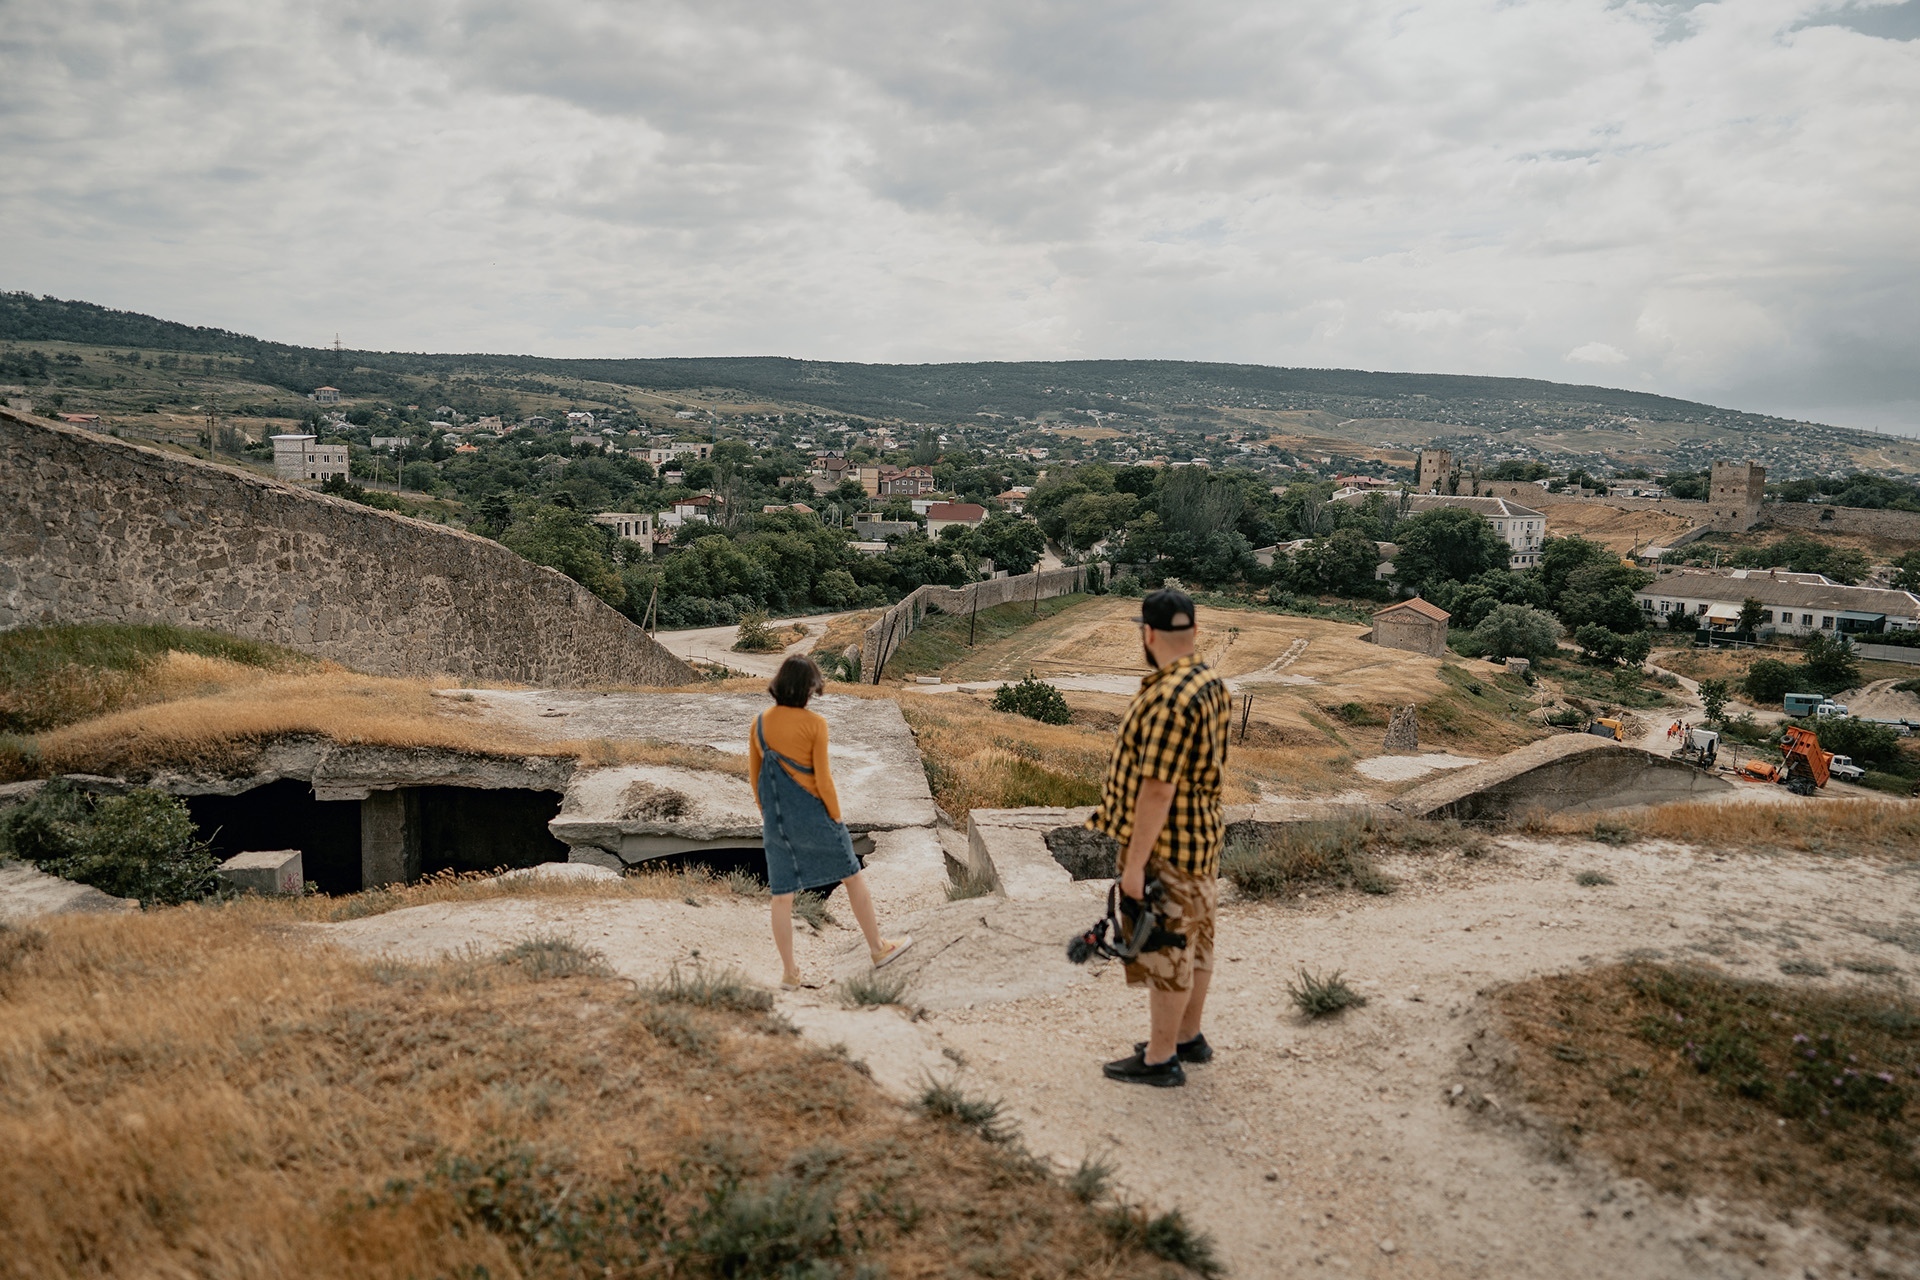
top-left (1086, 587), bottom-right (1231, 1087)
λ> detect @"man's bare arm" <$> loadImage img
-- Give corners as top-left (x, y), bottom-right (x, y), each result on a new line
top-left (1119, 777), bottom-right (1175, 899)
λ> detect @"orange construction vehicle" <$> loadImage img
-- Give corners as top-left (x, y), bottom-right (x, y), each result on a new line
top-left (1778, 725), bottom-right (1832, 796)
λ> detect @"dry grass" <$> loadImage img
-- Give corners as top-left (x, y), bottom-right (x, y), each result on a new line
top-left (0, 909), bottom-right (1186, 1280)
top-left (897, 690), bottom-right (1364, 820)
top-left (251, 864), bottom-right (766, 923)
top-left (809, 610), bottom-right (881, 663)
top-left (9, 668), bottom-right (751, 782)
top-left (0, 624), bottom-right (311, 735)
top-left (1497, 963), bottom-right (1919, 1248)
top-left (1538, 798), bottom-right (1920, 857)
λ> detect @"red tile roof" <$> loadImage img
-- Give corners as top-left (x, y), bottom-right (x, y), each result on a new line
top-left (926, 502), bottom-right (986, 522)
top-left (1375, 597), bottom-right (1451, 623)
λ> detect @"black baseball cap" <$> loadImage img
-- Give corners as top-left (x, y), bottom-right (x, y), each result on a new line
top-left (1134, 588), bottom-right (1196, 631)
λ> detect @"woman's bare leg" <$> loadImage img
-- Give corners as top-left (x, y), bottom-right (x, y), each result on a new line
top-left (840, 871), bottom-right (887, 955)
top-left (770, 893), bottom-right (799, 979)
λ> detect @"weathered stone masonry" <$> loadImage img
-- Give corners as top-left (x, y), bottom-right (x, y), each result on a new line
top-left (0, 409), bottom-right (693, 687)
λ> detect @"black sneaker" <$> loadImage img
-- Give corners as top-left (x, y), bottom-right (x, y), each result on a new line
top-left (1133, 1033), bottom-right (1213, 1065)
top-left (1103, 1050), bottom-right (1187, 1087)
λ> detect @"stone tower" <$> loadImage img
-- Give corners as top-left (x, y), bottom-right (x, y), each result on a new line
top-left (1416, 448), bottom-right (1457, 495)
top-left (1708, 460), bottom-right (1766, 532)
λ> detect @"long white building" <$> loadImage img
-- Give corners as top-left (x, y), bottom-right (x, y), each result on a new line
top-left (1634, 568), bottom-right (1920, 638)
top-left (1333, 491), bottom-right (1547, 569)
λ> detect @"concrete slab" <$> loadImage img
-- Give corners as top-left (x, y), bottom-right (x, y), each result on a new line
top-left (217, 849), bottom-right (304, 896)
top-left (0, 860), bottom-right (138, 920)
top-left (965, 808), bottom-right (1089, 898)
top-left (1389, 734), bottom-right (1732, 822)
top-left (470, 690), bottom-right (937, 833)
top-left (552, 764), bottom-right (763, 862)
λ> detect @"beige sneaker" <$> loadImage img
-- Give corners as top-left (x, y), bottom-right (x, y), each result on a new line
top-left (780, 971), bottom-right (816, 991)
top-left (871, 936), bottom-right (915, 969)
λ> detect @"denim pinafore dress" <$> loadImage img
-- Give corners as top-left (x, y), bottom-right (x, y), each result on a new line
top-left (756, 714), bottom-right (861, 896)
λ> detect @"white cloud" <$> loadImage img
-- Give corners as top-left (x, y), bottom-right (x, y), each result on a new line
top-left (0, 0), bottom-right (1914, 429)
top-left (1566, 342), bottom-right (1630, 365)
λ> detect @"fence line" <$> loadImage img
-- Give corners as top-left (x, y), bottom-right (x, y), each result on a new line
top-left (859, 565), bottom-right (1097, 683)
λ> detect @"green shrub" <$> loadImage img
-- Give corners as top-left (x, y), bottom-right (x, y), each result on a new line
top-left (991, 675), bottom-right (1072, 725)
top-left (0, 781), bottom-right (222, 906)
top-left (1743, 657), bottom-right (1800, 705)
top-left (1471, 604), bottom-right (1562, 661)
top-left (1108, 573), bottom-right (1144, 598)
top-left (732, 609), bottom-right (781, 653)
top-left (1803, 715), bottom-right (1902, 768)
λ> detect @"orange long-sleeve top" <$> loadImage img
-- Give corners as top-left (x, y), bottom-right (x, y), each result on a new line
top-left (748, 705), bottom-right (842, 822)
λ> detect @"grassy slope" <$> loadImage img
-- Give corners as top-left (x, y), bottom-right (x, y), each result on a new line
top-left (881, 594), bottom-right (1091, 679)
top-left (0, 907), bottom-right (1200, 1279)
top-left (0, 623), bottom-right (309, 736)
top-left (1499, 963), bottom-right (1918, 1249)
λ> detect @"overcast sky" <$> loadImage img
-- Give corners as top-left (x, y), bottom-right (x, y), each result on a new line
top-left (2, 1), bottom-right (1916, 431)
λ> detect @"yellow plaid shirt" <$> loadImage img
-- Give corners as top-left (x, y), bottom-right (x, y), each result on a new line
top-left (1086, 653), bottom-right (1231, 877)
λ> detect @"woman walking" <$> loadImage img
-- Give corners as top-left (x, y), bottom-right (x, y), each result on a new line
top-left (750, 654), bottom-right (912, 989)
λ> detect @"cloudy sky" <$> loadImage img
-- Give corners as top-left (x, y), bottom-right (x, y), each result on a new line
top-left (2, 0), bottom-right (1916, 429)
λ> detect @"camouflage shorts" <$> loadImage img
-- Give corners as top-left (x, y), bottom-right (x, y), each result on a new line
top-left (1122, 862), bottom-right (1217, 993)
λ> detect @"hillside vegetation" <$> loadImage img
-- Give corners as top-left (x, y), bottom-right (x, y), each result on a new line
top-left (6, 290), bottom-right (1910, 478)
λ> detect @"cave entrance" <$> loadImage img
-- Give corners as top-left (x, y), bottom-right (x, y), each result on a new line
top-left (185, 783), bottom-right (567, 894)
top-left (186, 781), bottom-right (362, 896)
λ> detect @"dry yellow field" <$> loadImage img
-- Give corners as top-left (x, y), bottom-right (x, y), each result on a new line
top-left (1540, 502), bottom-right (1698, 554)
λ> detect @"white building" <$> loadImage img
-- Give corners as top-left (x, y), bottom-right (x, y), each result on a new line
top-left (271, 434), bottom-right (350, 483)
top-left (1635, 568), bottom-right (1920, 638)
top-left (309, 386), bottom-right (341, 404)
top-left (1332, 492), bottom-right (1546, 568)
top-left (591, 512), bottom-right (654, 553)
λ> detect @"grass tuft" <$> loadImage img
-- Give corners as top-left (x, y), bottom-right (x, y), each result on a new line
top-left (1589, 820), bottom-right (1636, 846)
top-left (945, 866), bottom-right (997, 901)
top-left (1575, 870), bottom-right (1616, 887)
top-left (919, 1081), bottom-right (1015, 1143)
top-left (1102, 1205), bottom-right (1226, 1279)
top-left (791, 889), bottom-right (835, 931)
top-left (1221, 817), bottom-right (1396, 900)
top-left (496, 934), bottom-right (613, 981)
top-left (650, 961), bottom-right (776, 1012)
top-left (1067, 1154), bottom-right (1116, 1204)
top-left (839, 969), bottom-right (909, 1008)
top-left (1779, 957), bottom-right (1829, 977)
top-left (1288, 968), bottom-right (1368, 1018)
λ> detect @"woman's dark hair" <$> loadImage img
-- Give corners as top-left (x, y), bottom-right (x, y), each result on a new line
top-left (769, 654), bottom-right (824, 708)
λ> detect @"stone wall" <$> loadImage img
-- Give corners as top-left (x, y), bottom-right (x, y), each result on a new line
top-left (861, 565), bottom-right (1093, 682)
top-left (1761, 502), bottom-right (1920, 543)
top-left (1371, 612), bottom-right (1447, 657)
top-left (0, 409), bottom-right (694, 686)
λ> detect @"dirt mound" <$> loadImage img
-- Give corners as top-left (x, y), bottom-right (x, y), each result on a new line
top-left (1837, 678), bottom-right (1920, 721)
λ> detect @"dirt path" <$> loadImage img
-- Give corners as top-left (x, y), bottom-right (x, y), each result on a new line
top-left (318, 835), bottom-right (1919, 1279)
top-left (655, 608), bottom-right (865, 675)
